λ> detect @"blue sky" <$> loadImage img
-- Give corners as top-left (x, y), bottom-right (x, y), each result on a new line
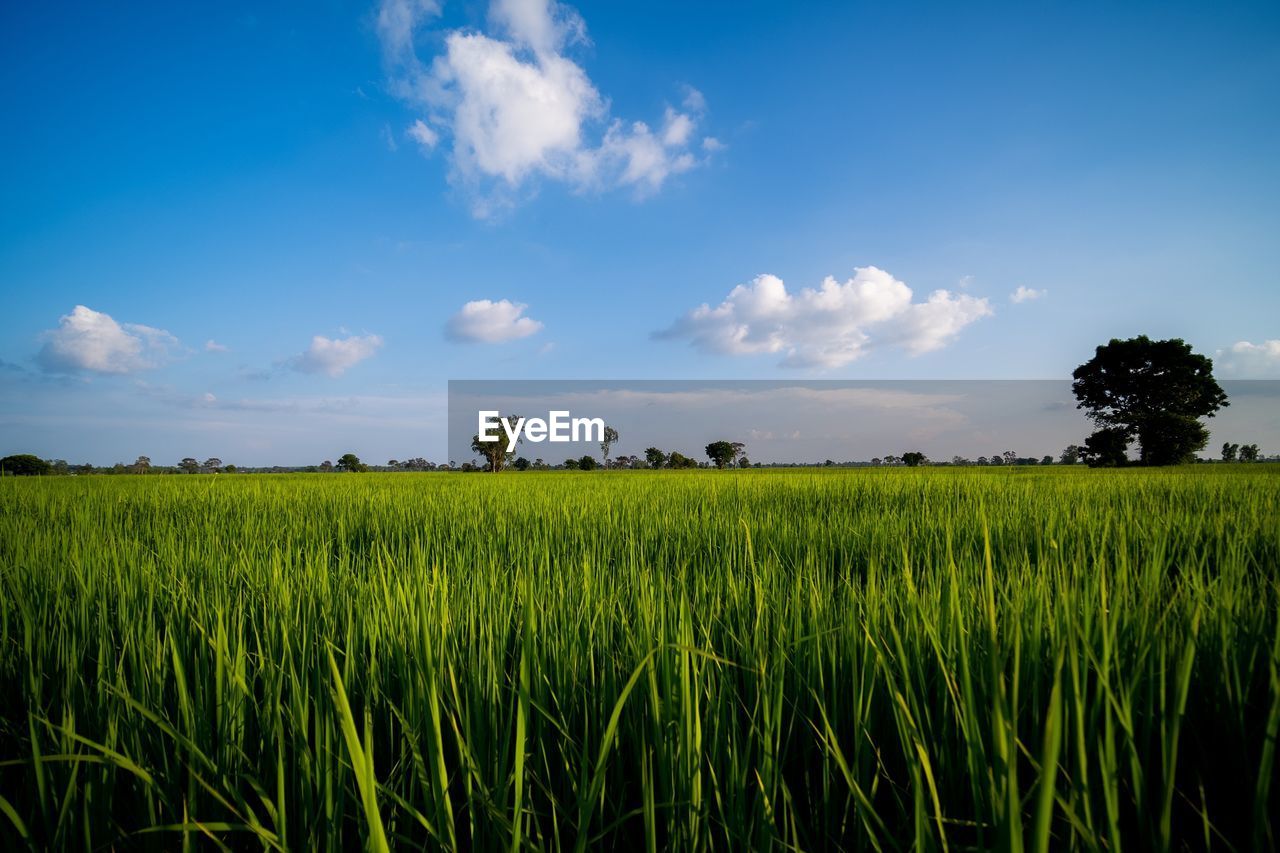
top-left (2, 0), bottom-right (1278, 465)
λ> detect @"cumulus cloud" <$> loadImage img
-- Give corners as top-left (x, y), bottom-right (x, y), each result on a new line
top-left (656, 267), bottom-right (992, 368)
top-left (37, 305), bottom-right (181, 374)
top-left (292, 334), bottom-right (383, 377)
top-left (1010, 285), bottom-right (1046, 303)
top-left (205, 339), bottom-right (229, 352)
top-left (1217, 339), bottom-right (1280, 377)
top-left (377, 0), bottom-right (714, 214)
top-left (446, 299), bottom-right (544, 343)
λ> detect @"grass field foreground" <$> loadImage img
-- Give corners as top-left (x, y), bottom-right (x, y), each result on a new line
top-left (1, 467), bottom-right (1279, 850)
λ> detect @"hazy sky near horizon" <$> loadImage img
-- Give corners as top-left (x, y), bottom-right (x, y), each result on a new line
top-left (2, 0), bottom-right (1279, 465)
top-left (446, 381), bottom-right (1280, 464)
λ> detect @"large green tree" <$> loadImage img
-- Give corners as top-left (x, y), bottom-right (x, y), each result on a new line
top-left (335, 453), bottom-right (368, 472)
top-left (705, 441), bottom-right (738, 469)
top-left (1072, 336), bottom-right (1227, 466)
top-left (0, 454), bottom-right (52, 476)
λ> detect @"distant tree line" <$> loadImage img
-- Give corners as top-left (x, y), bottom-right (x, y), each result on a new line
top-left (3, 441), bottom-right (1274, 477)
top-left (0, 454), bottom-right (241, 476)
top-left (1220, 442), bottom-right (1262, 462)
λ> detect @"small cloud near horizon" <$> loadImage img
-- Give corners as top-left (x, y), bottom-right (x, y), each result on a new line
top-left (446, 299), bottom-right (544, 343)
top-left (291, 333), bottom-right (384, 377)
top-left (1217, 339), bottom-right (1280, 377)
top-left (1010, 286), bottom-right (1047, 303)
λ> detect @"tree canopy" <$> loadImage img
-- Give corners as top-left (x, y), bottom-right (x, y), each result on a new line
top-left (704, 441), bottom-right (738, 469)
top-left (1072, 336), bottom-right (1227, 466)
top-left (0, 454), bottom-right (52, 476)
top-left (335, 453), bottom-right (368, 473)
top-left (901, 451), bottom-right (927, 467)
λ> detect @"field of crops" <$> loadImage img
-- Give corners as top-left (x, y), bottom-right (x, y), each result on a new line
top-left (1, 467), bottom-right (1278, 850)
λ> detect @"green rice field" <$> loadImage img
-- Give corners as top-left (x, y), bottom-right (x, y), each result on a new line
top-left (1, 467), bottom-right (1278, 850)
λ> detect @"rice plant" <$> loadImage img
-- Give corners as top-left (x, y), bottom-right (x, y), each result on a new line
top-left (0, 466), bottom-right (1277, 850)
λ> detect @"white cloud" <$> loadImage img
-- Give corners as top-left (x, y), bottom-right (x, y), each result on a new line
top-left (292, 334), bottom-right (383, 377)
top-left (680, 85), bottom-right (707, 114)
top-left (205, 339), bottom-right (228, 352)
top-left (1217, 339), bottom-right (1280, 377)
top-left (1010, 285), bottom-right (1046, 303)
top-left (891, 289), bottom-right (994, 356)
top-left (662, 107), bottom-right (694, 147)
top-left (656, 267), bottom-right (992, 368)
top-left (37, 305), bottom-right (180, 374)
top-left (376, 0), bottom-right (441, 61)
top-left (586, 115), bottom-right (699, 194)
top-left (446, 299), bottom-right (544, 343)
top-left (407, 118), bottom-right (438, 152)
top-left (377, 0), bottom-right (713, 214)
top-left (490, 0), bottom-right (586, 54)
